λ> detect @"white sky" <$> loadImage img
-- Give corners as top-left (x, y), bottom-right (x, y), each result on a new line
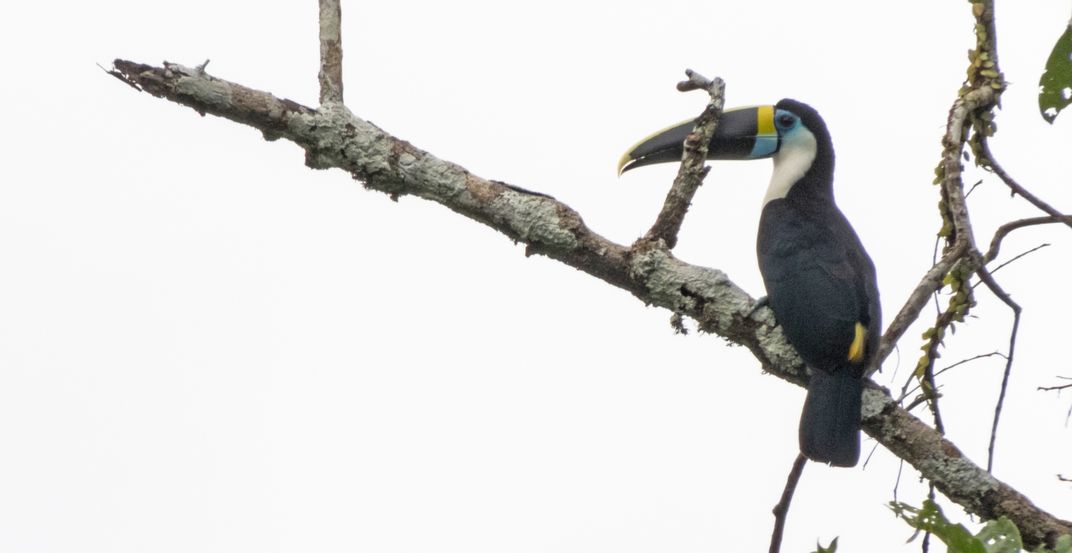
top-left (2, 1), bottom-right (1071, 551)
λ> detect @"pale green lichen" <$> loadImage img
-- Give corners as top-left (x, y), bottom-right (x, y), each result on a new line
top-left (860, 388), bottom-right (890, 420)
top-left (922, 453), bottom-right (1000, 511)
top-left (490, 191), bottom-right (579, 249)
top-left (291, 107), bottom-right (393, 178)
top-left (174, 76), bottom-right (233, 111)
top-left (397, 152), bottom-right (469, 203)
top-left (628, 247), bottom-right (745, 320)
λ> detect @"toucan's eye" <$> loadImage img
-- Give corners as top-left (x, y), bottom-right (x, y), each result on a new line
top-left (776, 113), bottom-right (796, 129)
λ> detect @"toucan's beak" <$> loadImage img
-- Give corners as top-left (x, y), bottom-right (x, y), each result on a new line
top-left (617, 105), bottom-right (780, 175)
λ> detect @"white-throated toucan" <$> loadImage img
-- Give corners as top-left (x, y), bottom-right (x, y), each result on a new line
top-left (619, 99), bottom-right (880, 467)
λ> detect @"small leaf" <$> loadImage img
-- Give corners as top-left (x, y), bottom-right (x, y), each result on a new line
top-left (813, 537), bottom-right (838, 553)
top-left (1039, 24), bottom-right (1072, 123)
top-left (891, 500), bottom-right (987, 553)
top-left (974, 517), bottom-right (1022, 553)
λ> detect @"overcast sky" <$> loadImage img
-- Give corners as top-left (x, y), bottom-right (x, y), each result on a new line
top-left (2, 1), bottom-right (1071, 552)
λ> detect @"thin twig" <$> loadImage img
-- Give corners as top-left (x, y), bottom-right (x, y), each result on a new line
top-left (977, 137), bottom-right (1072, 230)
top-left (768, 453), bottom-right (808, 553)
top-left (904, 391), bottom-right (936, 413)
top-left (984, 216), bottom-right (1067, 263)
top-left (964, 179), bottom-right (983, 198)
top-left (924, 349), bottom-right (946, 436)
top-left (975, 267), bottom-right (1021, 473)
top-left (922, 484), bottom-right (937, 553)
top-left (983, 243), bottom-right (1051, 280)
top-left (931, 237), bottom-right (943, 315)
top-left (1038, 376), bottom-right (1072, 392)
top-left (642, 70), bottom-right (725, 249)
top-left (318, 0), bottom-right (344, 105)
top-left (1038, 377), bottom-right (1072, 423)
top-left (893, 459), bottom-right (905, 502)
top-left (899, 352), bottom-right (1006, 403)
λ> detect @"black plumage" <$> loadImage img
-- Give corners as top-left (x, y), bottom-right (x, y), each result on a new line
top-left (757, 100), bottom-right (880, 467)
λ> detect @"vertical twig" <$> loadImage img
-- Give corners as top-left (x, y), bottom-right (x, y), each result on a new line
top-left (976, 267), bottom-right (1022, 473)
top-left (768, 453), bottom-right (808, 553)
top-left (642, 70), bottom-right (725, 249)
top-left (921, 484), bottom-right (937, 553)
top-left (318, 0), bottom-right (344, 105)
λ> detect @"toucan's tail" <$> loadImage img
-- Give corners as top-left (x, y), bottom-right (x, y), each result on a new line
top-left (799, 369), bottom-right (862, 467)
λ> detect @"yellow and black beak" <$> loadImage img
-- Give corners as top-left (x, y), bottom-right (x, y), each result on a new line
top-left (617, 105), bottom-right (780, 175)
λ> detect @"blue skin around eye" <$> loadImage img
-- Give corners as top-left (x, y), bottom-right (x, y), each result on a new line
top-left (749, 109), bottom-right (799, 158)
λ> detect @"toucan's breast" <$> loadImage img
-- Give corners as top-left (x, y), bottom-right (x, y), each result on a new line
top-left (757, 199), bottom-right (877, 374)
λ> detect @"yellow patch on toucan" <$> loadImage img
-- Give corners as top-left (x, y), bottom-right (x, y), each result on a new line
top-left (847, 322), bottom-right (867, 362)
top-left (757, 105), bottom-right (776, 136)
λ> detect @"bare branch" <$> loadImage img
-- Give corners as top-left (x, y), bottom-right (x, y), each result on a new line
top-left (643, 70), bottom-right (725, 249)
top-left (1036, 374), bottom-right (1072, 424)
top-left (1038, 377), bottom-right (1072, 393)
top-left (984, 216), bottom-right (1067, 263)
top-left (108, 59), bottom-right (1072, 549)
top-left (318, 0), bottom-right (344, 105)
top-left (768, 454), bottom-right (807, 553)
top-left (976, 137), bottom-right (1072, 230)
top-left (984, 243), bottom-right (1051, 279)
top-left (975, 267), bottom-right (1022, 473)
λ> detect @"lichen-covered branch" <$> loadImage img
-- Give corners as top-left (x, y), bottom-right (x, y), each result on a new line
top-left (108, 58), bottom-right (1071, 548)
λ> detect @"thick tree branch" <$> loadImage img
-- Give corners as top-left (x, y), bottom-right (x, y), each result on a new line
top-left (108, 59), bottom-right (1071, 548)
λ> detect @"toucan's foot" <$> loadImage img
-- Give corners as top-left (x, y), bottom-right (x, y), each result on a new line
top-left (747, 296), bottom-right (769, 318)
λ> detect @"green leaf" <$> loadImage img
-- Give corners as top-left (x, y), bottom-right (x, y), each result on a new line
top-left (1039, 24), bottom-right (1072, 123)
top-left (891, 500), bottom-right (987, 553)
top-left (893, 502), bottom-right (1070, 552)
top-left (813, 537), bottom-right (838, 553)
top-left (975, 517), bottom-right (1022, 553)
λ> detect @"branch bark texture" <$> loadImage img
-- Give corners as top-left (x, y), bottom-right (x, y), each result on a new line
top-left (318, 0), bottom-right (343, 104)
top-left (109, 59), bottom-right (1071, 548)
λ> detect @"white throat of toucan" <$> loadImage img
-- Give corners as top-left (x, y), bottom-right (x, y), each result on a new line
top-left (763, 124), bottom-right (818, 206)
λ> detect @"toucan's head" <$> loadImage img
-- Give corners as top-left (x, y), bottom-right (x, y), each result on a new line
top-left (617, 99), bottom-right (833, 193)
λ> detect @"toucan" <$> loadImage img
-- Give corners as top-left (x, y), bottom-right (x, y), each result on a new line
top-left (618, 99), bottom-right (880, 467)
